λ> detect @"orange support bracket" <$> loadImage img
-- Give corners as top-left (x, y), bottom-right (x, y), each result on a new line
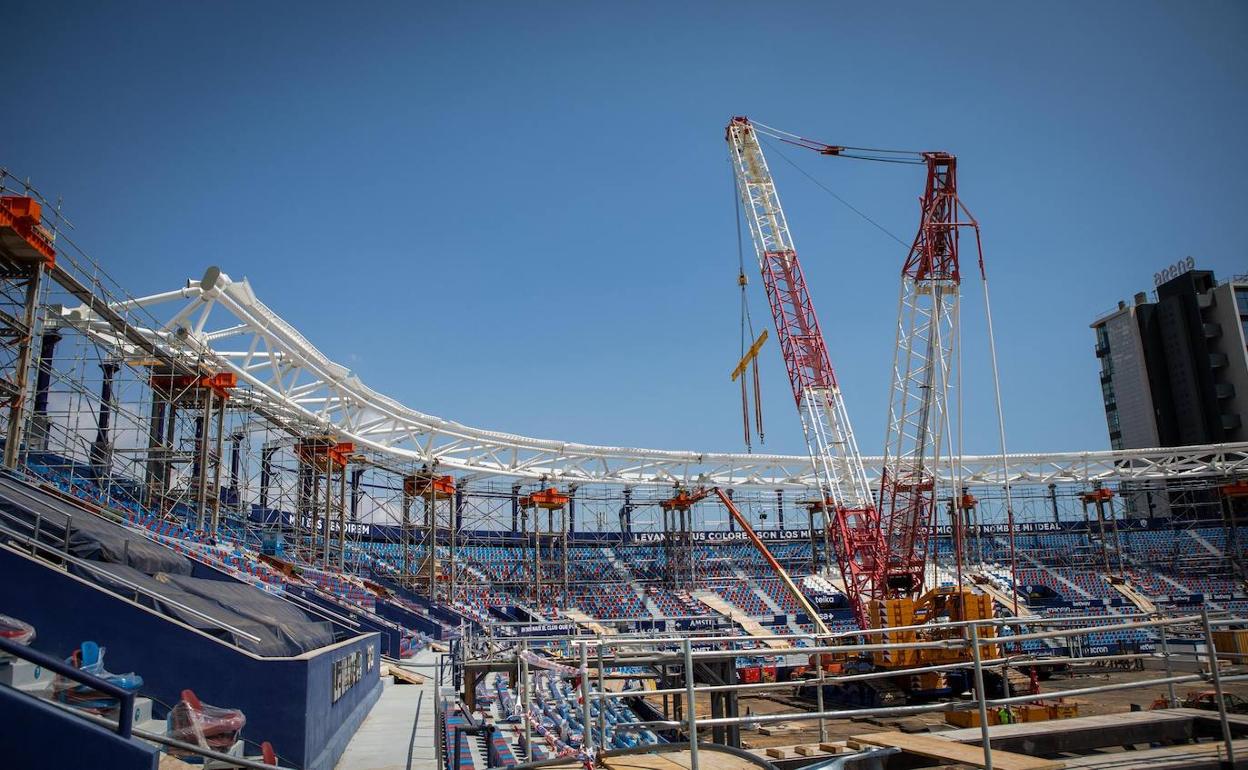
top-left (295, 437), bottom-right (355, 469)
top-left (730, 329), bottom-right (769, 382)
top-left (1079, 488), bottom-right (1115, 504)
top-left (151, 371), bottom-right (238, 400)
top-left (0, 196), bottom-right (56, 267)
top-left (405, 474), bottom-right (456, 499)
top-left (519, 487), bottom-right (569, 510)
top-left (1220, 481), bottom-right (1248, 499)
top-left (659, 487), bottom-right (710, 512)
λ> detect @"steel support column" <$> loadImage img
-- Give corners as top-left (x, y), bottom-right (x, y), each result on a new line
top-left (3, 264), bottom-right (43, 470)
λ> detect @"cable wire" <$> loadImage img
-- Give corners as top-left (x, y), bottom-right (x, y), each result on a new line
top-left (759, 137), bottom-right (912, 249)
top-left (729, 158), bottom-right (759, 451)
top-left (750, 121), bottom-right (926, 157)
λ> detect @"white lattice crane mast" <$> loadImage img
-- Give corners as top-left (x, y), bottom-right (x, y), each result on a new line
top-left (877, 153), bottom-right (985, 606)
top-left (726, 116), bottom-right (884, 629)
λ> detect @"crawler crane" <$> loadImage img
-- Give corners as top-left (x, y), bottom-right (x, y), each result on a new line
top-left (725, 118), bottom-right (1000, 704)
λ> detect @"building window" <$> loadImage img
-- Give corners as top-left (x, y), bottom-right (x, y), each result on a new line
top-left (1095, 325), bottom-right (1110, 356)
top-left (1236, 288), bottom-right (1248, 315)
top-left (1101, 378), bottom-right (1116, 408)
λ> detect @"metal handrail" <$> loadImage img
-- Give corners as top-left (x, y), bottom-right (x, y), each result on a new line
top-left (278, 588), bottom-right (363, 629)
top-left (0, 634), bottom-right (135, 739)
top-left (495, 607), bottom-right (1247, 770)
top-left (0, 527), bottom-right (263, 644)
top-left (3, 469), bottom-right (381, 638)
top-left (0, 479), bottom-right (385, 644)
top-left (71, 708), bottom-right (284, 769)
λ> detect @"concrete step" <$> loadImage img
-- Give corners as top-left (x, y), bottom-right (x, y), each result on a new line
top-left (66, 697), bottom-right (156, 731)
top-left (202, 740), bottom-right (245, 766)
top-left (136, 717), bottom-right (167, 747)
top-left (137, 716), bottom-right (166, 734)
top-left (0, 658), bottom-right (53, 694)
top-left (129, 695), bottom-right (153, 725)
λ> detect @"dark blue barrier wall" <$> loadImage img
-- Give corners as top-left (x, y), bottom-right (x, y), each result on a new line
top-left (0, 684), bottom-right (159, 770)
top-left (0, 546), bottom-right (380, 769)
top-left (285, 584), bottom-right (403, 656)
top-left (375, 576), bottom-right (464, 628)
top-left (376, 598), bottom-right (442, 638)
top-left (302, 637), bottom-right (384, 769)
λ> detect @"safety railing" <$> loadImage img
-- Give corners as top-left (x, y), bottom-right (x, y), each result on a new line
top-left (0, 518), bottom-right (264, 645)
top-left (0, 633), bottom-right (135, 738)
top-left (485, 608), bottom-right (1245, 770)
top-left (0, 479), bottom-right (393, 647)
top-left (0, 626), bottom-right (287, 767)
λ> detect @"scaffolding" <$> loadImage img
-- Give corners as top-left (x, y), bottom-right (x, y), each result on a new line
top-left (0, 169), bottom-right (1244, 628)
top-left (519, 486), bottom-right (570, 607)
top-left (659, 488), bottom-right (697, 589)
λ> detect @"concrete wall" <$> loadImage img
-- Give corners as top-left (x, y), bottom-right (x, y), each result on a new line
top-left (0, 684), bottom-right (159, 770)
top-left (0, 544), bottom-right (380, 769)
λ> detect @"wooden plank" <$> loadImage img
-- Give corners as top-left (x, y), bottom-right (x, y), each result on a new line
top-left (850, 730), bottom-right (1065, 770)
top-left (604, 754), bottom-right (691, 770)
top-left (387, 665), bottom-right (427, 685)
top-left (746, 743), bottom-right (835, 760)
top-left (939, 709), bottom-right (1191, 743)
top-left (818, 743), bottom-right (845, 754)
top-left (1171, 706), bottom-right (1248, 730)
top-left (1060, 737), bottom-right (1248, 770)
top-left (936, 709), bottom-right (1204, 756)
top-left (765, 747), bottom-right (791, 759)
top-left (605, 751), bottom-right (745, 770)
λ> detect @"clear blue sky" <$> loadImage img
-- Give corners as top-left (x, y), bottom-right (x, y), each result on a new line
top-left (4, 2), bottom-right (1245, 458)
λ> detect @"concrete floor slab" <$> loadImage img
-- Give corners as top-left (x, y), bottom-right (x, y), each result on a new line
top-left (337, 652), bottom-right (440, 770)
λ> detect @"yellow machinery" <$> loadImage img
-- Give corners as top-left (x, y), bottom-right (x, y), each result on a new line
top-left (868, 588), bottom-right (998, 670)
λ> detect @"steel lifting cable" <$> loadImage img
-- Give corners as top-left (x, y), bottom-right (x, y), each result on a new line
top-left (752, 344), bottom-right (764, 444)
top-left (732, 159), bottom-right (759, 451)
top-left (759, 137), bottom-right (913, 250)
top-left (750, 121), bottom-right (927, 161)
top-left (978, 242), bottom-right (1021, 617)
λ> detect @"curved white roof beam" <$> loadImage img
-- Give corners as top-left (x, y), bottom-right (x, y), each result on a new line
top-left (57, 267), bottom-right (1248, 489)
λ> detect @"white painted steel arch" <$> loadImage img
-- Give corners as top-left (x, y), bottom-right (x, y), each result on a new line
top-left (57, 267), bottom-right (1248, 489)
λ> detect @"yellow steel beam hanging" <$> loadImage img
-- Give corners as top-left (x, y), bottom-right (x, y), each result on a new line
top-left (730, 329), bottom-right (768, 381)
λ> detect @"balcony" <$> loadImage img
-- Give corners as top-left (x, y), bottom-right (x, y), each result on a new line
top-left (1216, 382), bottom-right (1236, 400)
top-left (1222, 413), bottom-right (1243, 431)
top-left (1209, 352), bottom-right (1229, 368)
top-left (1203, 322), bottom-right (1222, 339)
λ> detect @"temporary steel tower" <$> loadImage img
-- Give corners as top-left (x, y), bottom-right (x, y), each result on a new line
top-left (726, 117), bottom-right (883, 629)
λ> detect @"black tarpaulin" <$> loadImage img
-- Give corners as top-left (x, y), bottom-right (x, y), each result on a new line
top-left (0, 474), bottom-right (190, 575)
top-left (74, 563), bottom-right (335, 657)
